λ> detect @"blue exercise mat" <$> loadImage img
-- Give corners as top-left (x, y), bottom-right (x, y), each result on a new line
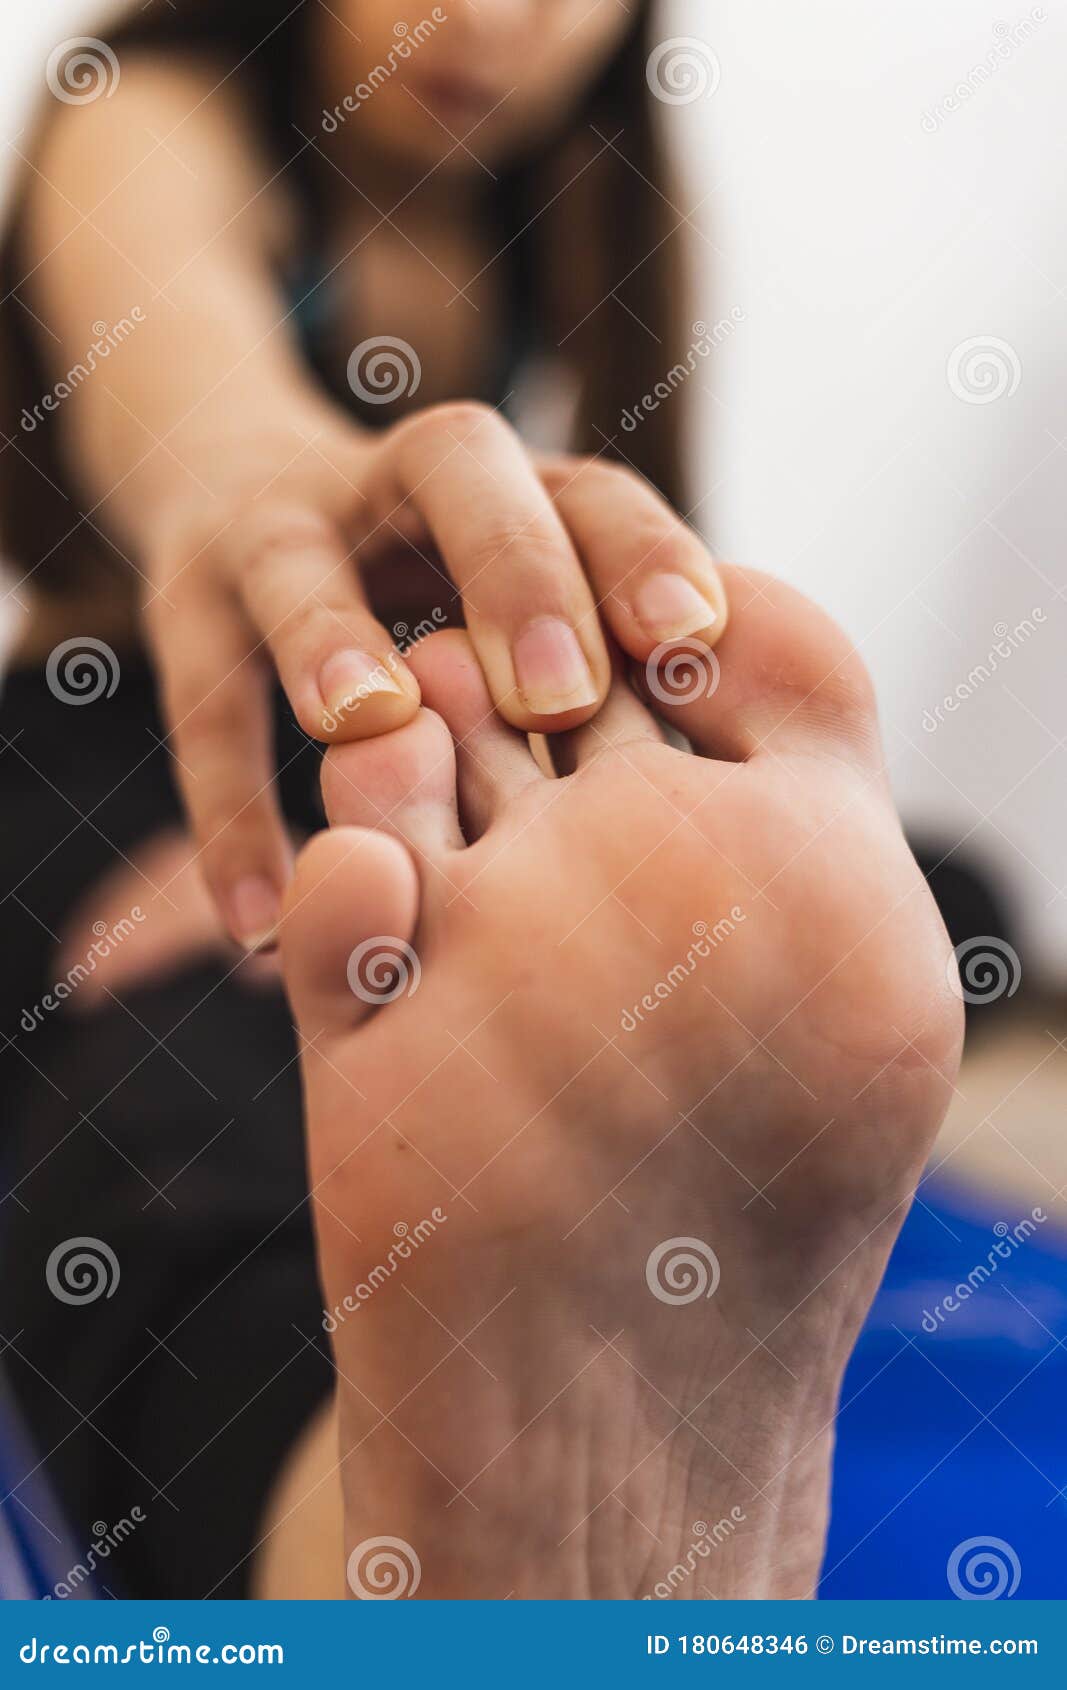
top-left (822, 1178), bottom-right (1067, 1598)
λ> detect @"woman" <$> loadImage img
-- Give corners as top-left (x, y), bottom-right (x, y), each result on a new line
top-left (0, 0), bottom-right (731, 1597)
top-left (1, 0), bottom-right (727, 946)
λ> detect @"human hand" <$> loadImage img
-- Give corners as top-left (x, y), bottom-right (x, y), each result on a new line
top-left (145, 403), bottom-right (728, 948)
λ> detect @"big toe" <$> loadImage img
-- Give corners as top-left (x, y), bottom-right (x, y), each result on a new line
top-left (281, 826), bottom-right (421, 1037)
top-left (642, 564), bottom-right (881, 770)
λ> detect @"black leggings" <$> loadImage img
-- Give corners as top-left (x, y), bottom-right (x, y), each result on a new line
top-left (1, 661), bottom-right (332, 1597)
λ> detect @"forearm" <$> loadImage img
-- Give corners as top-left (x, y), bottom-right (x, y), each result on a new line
top-left (22, 52), bottom-right (355, 554)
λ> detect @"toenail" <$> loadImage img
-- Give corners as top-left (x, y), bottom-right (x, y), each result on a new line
top-left (635, 573), bottom-right (718, 640)
top-left (512, 617), bottom-right (598, 715)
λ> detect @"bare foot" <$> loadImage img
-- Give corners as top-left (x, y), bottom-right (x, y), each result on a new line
top-left (280, 567), bottom-right (963, 1600)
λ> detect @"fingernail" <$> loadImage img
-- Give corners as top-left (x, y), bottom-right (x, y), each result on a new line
top-left (635, 573), bottom-right (718, 640)
top-left (512, 617), bottom-right (597, 715)
top-left (319, 648), bottom-right (405, 728)
top-left (227, 875), bottom-right (282, 953)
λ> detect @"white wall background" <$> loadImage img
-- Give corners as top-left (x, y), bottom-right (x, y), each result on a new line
top-left (667, 0), bottom-right (1066, 984)
top-left (3, 1), bottom-right (1065, 978)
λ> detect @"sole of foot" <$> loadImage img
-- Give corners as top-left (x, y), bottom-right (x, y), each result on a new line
top-left (279, 567), bottom-right (963, 1599)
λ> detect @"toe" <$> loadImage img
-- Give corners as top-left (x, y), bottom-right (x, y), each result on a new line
top-left (554, 665), bottom-right (663, 773)
top-left (320, 710), bottom-right (465, 856)
top-left (639, 564), bottom-right (881, 769)
top-left (406, 630), bottom-right (543, 838)
top-left (281, 826), bottom-right (421, 1035)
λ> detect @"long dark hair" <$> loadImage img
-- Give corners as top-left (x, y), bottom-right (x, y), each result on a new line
top-left (0, 0), bottom-right (688, 598)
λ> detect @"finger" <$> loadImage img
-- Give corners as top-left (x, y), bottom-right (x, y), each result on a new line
top-left (147, 583), bottom-right (293, 951)
top-left (373, 405), bottom-right (611, 730)
top-left (539, 457), bottom-right (728, 664)
top-left (233, 505), bottom-right (420, 741)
